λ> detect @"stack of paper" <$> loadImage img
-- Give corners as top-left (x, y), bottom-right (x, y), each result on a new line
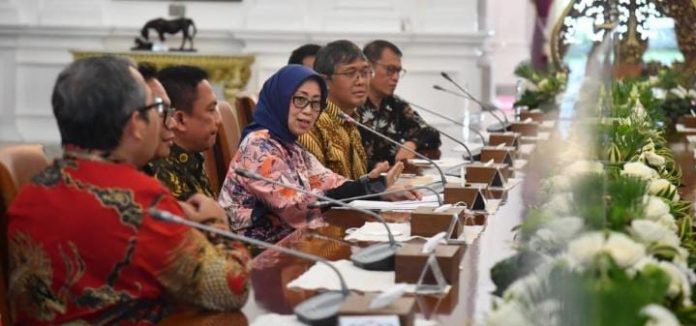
top-left (347, 194), bottom-right (442, 211)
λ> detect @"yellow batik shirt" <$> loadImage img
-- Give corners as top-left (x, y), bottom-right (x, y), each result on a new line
top-left (298, 101), bottom-right (367, 180)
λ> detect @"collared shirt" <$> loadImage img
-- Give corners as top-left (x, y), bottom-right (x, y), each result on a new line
top-left (218, 129), bottom-right (347, 244)
top-left (149, 144), bottom-right (214, 200)
top-left (356, 95), bottom-right (441, 169)
top-left (298, 100), bottom-right (367, 180)
top-left (7, 150), bottom-right (251, 325)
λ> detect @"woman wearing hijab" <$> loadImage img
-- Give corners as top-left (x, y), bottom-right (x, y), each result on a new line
top-left (218, 65), bottom-right (417, 244)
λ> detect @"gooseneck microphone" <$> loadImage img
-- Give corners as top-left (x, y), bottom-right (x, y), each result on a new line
top-left (150, 208), bottom-right (348, 325)
top-left (234, 168), bottom-right (400, 271)
top-left (308, 184), bottom-right (443, 209)
top-left (440, 72), bottom-right (510, 126)
top-left (405, 101), bottom-right (487, 145)
top-left (432, 85), bottom-right (507, 132)
top-left (338, 112), bottom-right (448, 187)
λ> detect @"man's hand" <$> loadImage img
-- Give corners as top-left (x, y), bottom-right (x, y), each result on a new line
top-left (367, 161), bottom-right (390, 179)
top-left (381, 183), bottom-right (422, 201)
top-left (385, 161), bottom-right (404, 187)
top-left (394, 141), bottom-right (417, 162)
top-left (180, 193), bottom-right (228, 230)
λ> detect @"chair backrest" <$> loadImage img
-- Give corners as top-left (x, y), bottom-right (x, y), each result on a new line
top-left (235, 95), bottom-right (256, 132)
top-left (217, 101), bottom-right (241, 176)
top-left (0, 144), bottom-right (50, 325)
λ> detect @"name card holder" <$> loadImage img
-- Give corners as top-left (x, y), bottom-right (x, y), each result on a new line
top-left (680, 115), bottom-right (696, 128)
top-left (338, 293), bottom-right (416, 326)
top-left (507, 121), bottom-right (539, 137)
top-left (395, 243), bottom-right (462, 287)
top-left (410, 206), bottom-right (467, 238)
top-left (324, 209), bottom-right (377, 229)
top-left (465, 164), bottom-right (508, 187)
top-left (519, 109), bottom-right (545, 123)
top-left (479, 146), bottom-right (516, 166)
top-left (443, 185), bottom-right (486, 210)
top-left (489, 132), bottom-right (521, 149)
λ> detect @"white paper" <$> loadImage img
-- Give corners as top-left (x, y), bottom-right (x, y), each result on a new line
top-left (287, 259), bottom-right (451, 294)
top-left (347, 194), bottom-right (442, 211)
top-left (408, 157), bottom-right (468, 170)
top-left (251, 314), bottom-right (440, 326)
top-left (345, 222), bottom-right (413, 242)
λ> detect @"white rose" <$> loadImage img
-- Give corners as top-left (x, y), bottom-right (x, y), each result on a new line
top-left (643, 196), bottom-right (671, 220)
top-left (670, 86), bottom-right (687, 99)
top-left (658, 261), bottom-right (692, 304)
top-left (640, 304), bottom-right (680, 326)
top-left (622, 162), bottom-right (659, 180)
top-left (528, 228), bottom-right (557, 252)
top-left (604, 232), bottom-right (645, 268)
top-left (643, 151), bottom-right (666, 168)
top-left (647, 178), bottom-right (679, 201)
top-left (543, 193), bottom-right (573, 215)
top-left (545, 175), bottom-right (571, 192)
top-left (652, 88), bottom-right (667, 100)
top-left (546, 216), bottom-right (584, 241)
top-left (629, 219), bottom-right (679, 247)
top-left (567, 232), bottom-right (605, 267)
top-left (563, 160), bottom-right (604, 178)
top-left (657, 214), bottom-right (678, 232)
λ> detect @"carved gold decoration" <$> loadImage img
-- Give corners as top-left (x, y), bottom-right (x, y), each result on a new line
top-left (71, 51), bottom-right (254, 100)
top-left (550, 0), bottom-right (696, 77)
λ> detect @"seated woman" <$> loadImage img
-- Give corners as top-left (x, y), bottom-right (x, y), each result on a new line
top-left (218, 64), bottom-right (418, 244)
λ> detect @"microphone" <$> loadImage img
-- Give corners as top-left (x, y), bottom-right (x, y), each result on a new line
top-left (405, 101), bottom-right (487, 145)
top-left (149, 208), bottom-right (348, 325)
top-left (432, 84), bottom-right (507, 133)
top-left (337, 112), bottom-right (448, 186)
top-left (437, 71), bottom-right (511, 131)
top-left (308, 184), bottom-right (443, 209)
top-left (234, 168), bottom-right (400, 271)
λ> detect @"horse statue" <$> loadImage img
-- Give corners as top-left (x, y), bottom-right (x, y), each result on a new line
top-left (133, 17), bottom-right (197, 52)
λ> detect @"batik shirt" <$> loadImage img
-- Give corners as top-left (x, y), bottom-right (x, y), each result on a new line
top-left (7, 150), bottom-right (251, 325)
top-left (298, 101), bottom-right (367, 180)
top-left (356, 95), bottom-right (441, 169)
top-left (150, 144), bottom-right (214, 200)
top-left (219, 130), bottom-right (347, 244)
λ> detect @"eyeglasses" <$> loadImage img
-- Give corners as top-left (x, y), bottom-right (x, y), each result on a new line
top-left (292, 96), bottom-right (323, 112)
top-left (137, 97), bottom-right (176, 127)
top-left (332, 68), bottom-right (375, 81)
top-left (372, 61), bottom-right (406, 78)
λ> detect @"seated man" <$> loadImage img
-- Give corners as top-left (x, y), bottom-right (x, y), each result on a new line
top-left (151, 65), bottom-right (222, 200)
top-left (298, 40), bottom-right (373, 180)
top-left (288, 43), bottom-right (321, 68)
top-left (138, 62), bottom-right (177, 175)
top-left (357, 40), bottom-right (441, 168)
top-left (7, 56), bottom-right (250, 324)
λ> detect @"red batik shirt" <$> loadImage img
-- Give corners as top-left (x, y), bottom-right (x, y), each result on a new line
top-left (7, 151), bottom-right (251, 325)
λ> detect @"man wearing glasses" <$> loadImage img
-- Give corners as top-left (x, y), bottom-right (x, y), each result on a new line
top-left (6, 56), bottom-right (250, 324)
top-left (357, 40), bottom-right (441, 169)
top-left (150, 65), bottom-right (222, 201)
top-left (298, 40), bottom-right (381, 180)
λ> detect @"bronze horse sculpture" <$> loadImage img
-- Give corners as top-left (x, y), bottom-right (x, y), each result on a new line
top-left (134, 17), bottom-right (197, 51)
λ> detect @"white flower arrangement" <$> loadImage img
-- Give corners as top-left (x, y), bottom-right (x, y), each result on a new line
top-left (629, 219), bottom-right (680, 248)
top-left (542, 193), bottom-right (573, 216)
top-left (640, 304), bottom-right (680, 326)
top-left (669, 85), bottom-right (696, 99)
top-left (604, 232), bottom-right (647, 268)
top-left (567, 232), bottom-right (646, 269)
top-left (647, 178), bottom-right (680, 201)
top-left (562, 160), bottom-right (604, 178)
top-left (642, 151), bottom-right (666, 168)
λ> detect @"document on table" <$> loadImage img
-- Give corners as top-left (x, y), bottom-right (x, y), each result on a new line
top-left (347, 194), bottom-right (442, 211)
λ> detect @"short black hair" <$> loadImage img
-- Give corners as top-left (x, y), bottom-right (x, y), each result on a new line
top-left (288, 44), bottom-right (321, 65)
top-left (138, 62), bottom-right (158, 81)
top-left (363, 40), bottom-right (402, 62)
top-left (313, 40), bottom-right (366, 76)
top-left (158, 65), bottom-right (209, 114)
top-left (52, 55), bottom-right (146, 151)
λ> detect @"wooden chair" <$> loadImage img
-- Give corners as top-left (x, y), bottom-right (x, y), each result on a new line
top-left (235, 95), bottom-right (256, 132)
top-left (0, 144), bottom-right (50, 325)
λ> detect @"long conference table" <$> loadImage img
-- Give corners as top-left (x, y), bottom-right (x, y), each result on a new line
top-left (159, 167), bottom-right (528, 325)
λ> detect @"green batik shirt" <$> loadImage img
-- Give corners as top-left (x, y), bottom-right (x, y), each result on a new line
top-left (149, 144), bottom-right (214, 200)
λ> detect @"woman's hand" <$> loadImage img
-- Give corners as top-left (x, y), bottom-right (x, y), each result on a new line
top-left (381, 183), bottom-right (422, 201)
top-left (385, 161), bottom-right (404, 187)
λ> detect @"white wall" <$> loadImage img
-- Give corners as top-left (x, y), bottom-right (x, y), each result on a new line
top-left (0, 0), bottom-right (532, 145)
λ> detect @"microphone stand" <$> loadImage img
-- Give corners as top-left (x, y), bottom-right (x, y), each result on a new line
top-left (405, 100), bottom-right (487, 145)
top-left (150, 208), bottom-right (348, 325)
top-left (309, 184), bottom-right (443, 209)
top-left (338, 112), bottom-right (448, 187)
top-left (235, 168), bottom-right (400, 271)
top-left (433, 85), bottom-right (507, 132)
top-left (440, 72), bottom-right (510, 127)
